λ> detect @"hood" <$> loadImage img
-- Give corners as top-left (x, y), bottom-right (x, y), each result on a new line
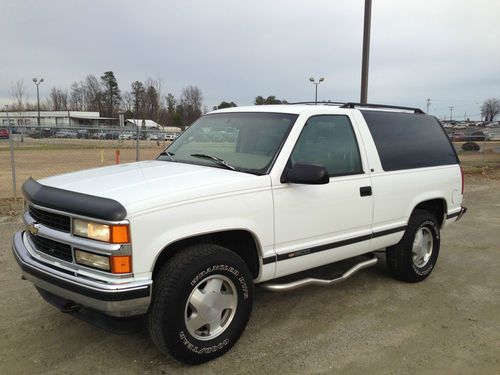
top-left (40, 160), bottom-right (267, 212)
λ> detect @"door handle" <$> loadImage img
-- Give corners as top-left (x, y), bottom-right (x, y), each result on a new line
top-left (360, 186), bottom-right (372, 197)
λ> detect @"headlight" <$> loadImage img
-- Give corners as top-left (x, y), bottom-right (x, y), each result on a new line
top-left (75, 249), bottom-right (110, 271)
top-left (73, 219), bottom-right (130, 243)
top-left (75, 249), bottom-right (132, 273)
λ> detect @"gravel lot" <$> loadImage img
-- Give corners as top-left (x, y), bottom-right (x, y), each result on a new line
top-left (0, 175), bottom-right (498, 374)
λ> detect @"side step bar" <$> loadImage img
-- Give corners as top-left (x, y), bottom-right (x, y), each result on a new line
top-left (260, 253), bottom-right (378, 292)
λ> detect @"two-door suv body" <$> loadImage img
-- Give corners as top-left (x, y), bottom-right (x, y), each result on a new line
top-left (12, 103), bottom-right (466, 363)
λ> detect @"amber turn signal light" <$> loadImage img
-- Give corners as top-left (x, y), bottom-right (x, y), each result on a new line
top-left (110, 225), bottom-right (130, 244)
top-left (110, 255), bottom-right (132, 273)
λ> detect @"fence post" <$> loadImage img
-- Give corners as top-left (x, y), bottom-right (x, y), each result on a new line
top-left (136, 121), bottom-right (140, 161)
top-left (7, 114), bottom-right (17, 198)
top-left (481, 136), bottom-right (486, 172)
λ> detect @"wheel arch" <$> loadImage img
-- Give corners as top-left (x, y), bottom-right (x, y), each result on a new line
top-left (411, 198), bottom-right (448, 227)
top-left (151, 229), bottom-right (263, 281)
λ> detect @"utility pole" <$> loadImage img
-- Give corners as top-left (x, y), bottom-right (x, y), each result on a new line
top-left (360, 0), bottom-right (372, 104)
top-left (426, 98), bottom-right (431, 114)
top-left (449, 106), bottom-right (454, 121)
top-left (33, 78), bottom-right (44, 126)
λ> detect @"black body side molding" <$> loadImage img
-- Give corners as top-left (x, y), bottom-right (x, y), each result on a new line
top-left (22, 178), bottom-right (127, 221)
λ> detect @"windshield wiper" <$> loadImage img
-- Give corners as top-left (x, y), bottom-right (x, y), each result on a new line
top-left (190, 153), bottom-right (236, 171)
top-left (158, 151), bottom-right (176, 160)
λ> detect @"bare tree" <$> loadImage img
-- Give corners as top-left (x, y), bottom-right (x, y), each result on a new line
top-left (69, 82), bottom-right (85, 111)
top-left (83, 74), bottom-right (104, 113)
top-left (122, 91), bottom-right (134, 112)
top-left (144, 76), bottom-right (165, 122)
top-left (10, 80), bottom-right (28, 111)
top-left (47, 87), bottom-right (68, 111)
top-left (481, 98), bottom-right (500, 122)
top-left (180, 85), bottom-right (203, 126)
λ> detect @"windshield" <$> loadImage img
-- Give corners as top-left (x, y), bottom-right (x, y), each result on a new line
top-left (158, 112), bottom-right (298, 174)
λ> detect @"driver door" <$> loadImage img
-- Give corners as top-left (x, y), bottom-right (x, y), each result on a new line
top-left (272, 114), bottom-right (373, 278)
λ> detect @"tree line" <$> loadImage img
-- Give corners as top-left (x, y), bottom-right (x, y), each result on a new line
top-left (8, 73), bottom-right (293, 127)
top-left (9, 71), bottom-right (287, 127)
top-left (8, 72), bottom-right (204, 128)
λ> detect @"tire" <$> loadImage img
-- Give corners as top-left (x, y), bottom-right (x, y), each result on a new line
top-left (386, 209), bottom-right (441, 283)
top-left (148, 244), bottom-right (254, 364)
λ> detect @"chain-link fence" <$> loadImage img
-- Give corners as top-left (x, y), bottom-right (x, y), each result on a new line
top-left (445, 127), bottom-right (500, 169)
top-left (0, 124), bottom-right (177, 199)
top-left (1, 124), bottom-right (500, 200)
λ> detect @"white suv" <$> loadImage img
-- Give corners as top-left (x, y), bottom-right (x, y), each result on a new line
top-left (13, 103), bottom-right (466, 364)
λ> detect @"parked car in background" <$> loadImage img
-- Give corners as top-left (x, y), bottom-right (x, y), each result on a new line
top-left (55, 130), bottom-right (77, 138)
top-left (0, 128), bottom-right (9, 139)
top-left (77, 129), bottom-right (89, 139)
top-left (466, 131), bottom-right (485, 142)
top-left (450, 132), bottom-right (465, 141)
top-left (119, 132), bottom-right (133, 140)
top-left (106, 131), bottom-right (120, 140)
top-left (485, 121), bottom-right (499, 128)
top-left (486, 132), bottom-right (500, 141)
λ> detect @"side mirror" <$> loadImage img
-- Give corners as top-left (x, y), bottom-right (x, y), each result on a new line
top-left (282, 163), bottom-right (330, 185)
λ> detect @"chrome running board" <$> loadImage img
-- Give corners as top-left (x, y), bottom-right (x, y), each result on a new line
top-left (260, 253), bottom-right (378, 292)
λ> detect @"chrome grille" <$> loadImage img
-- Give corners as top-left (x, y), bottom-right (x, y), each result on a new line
top-left (29, 206), bottom-right (71, 232)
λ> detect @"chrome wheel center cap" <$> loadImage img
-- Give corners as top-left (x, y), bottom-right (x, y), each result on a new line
top-left (199, 292), bottom-right (224, 321)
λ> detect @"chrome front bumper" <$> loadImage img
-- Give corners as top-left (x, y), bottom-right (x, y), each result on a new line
top-left (12, 231), bottom-right (151, 317)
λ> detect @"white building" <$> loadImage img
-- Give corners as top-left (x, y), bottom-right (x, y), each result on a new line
top-left (0, 111), bottom-right (117, 127)
top-left (126, 119), bottom-right (162, 129)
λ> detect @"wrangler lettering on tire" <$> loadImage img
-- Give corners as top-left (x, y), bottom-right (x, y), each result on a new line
top-left (148, 244), bottom-right (254, 364)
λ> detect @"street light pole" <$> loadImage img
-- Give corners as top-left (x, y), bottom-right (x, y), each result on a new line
top-left (449, 106), bottom-right (454, 121)
top-left (426, 98), bottom-right (431, 114)
top-left (33, 78), bottom-right (44, 126)
top-left (309, 77), bottom-right (325, 104)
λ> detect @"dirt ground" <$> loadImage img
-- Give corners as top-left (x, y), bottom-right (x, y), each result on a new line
top-left (0, 138), bottom-right (167, 199)
top-left (0, 175), bottom-right (499, 375)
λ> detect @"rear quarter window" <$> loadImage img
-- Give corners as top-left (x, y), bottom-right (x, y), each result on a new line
top-left (361, 110), bottom-right (458, 171)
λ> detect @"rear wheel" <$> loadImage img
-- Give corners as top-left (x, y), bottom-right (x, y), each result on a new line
top-left (386, 209), bottom-right (441, 283)
top-left (148, 244), bottom-right (253, 364)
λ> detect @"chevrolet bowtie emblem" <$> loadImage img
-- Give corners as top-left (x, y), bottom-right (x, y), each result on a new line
top-left (27, 223), bottom-right (40, 235)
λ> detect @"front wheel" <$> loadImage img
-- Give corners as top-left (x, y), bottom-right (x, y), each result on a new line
top-left (148, 244), bottom-right (254, 364)
top-left (386, 209), bottom-right (441, 283)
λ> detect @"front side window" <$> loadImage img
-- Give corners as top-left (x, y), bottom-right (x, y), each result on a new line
top-left (160, 112), bottom-right (297, 174)
top-left (289, 115), bottom-right (363, 177)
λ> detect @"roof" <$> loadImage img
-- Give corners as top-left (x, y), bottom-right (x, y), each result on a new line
top-left (211, 104), bottom-right (322, 115)
top-left (69, 115), bottom-right (117, 120)
top-left (0, 111), bottom-right (100, 118)
top-left (126, 119), bottom-right (162, 128)
top-left (210, 103), bottom-right (425, 115)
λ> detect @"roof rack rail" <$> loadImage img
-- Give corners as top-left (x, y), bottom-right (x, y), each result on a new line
top-left (287, 101), bottom-right (346, 106)
top-left (340, 102), bottom-right (425, 114)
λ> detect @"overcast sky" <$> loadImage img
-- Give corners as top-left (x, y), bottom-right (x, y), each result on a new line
top-left (1, 0), bottom-right (499, 119)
